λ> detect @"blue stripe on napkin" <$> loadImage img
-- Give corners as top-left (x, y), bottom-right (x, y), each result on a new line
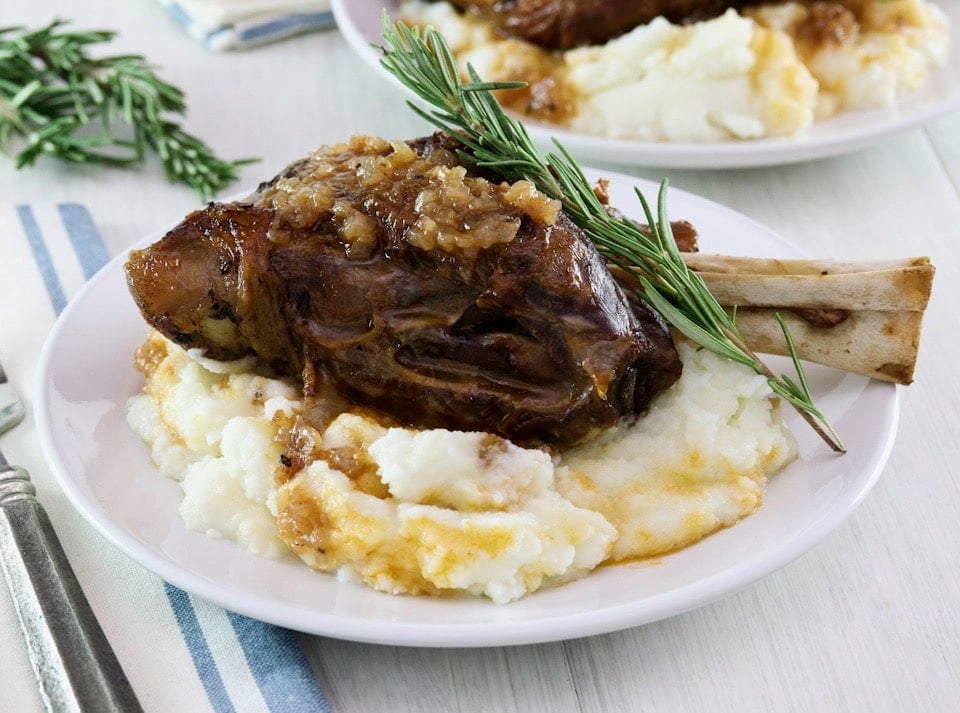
top-left (227, 612), bottom-right (334, 713)
top-left (58, 203), bottom-right (110, 280)
top-left (165, 584), bottom-right (238, 713)
top-left (233, 11), bottom-right (335, 44)
top-left (16, 205), bottom-right (68, 315)
top-left (22, 203), bottom-right (334, 713)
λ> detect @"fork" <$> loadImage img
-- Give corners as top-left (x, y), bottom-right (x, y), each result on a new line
top-left (0, 360), bottom-right (142, 712)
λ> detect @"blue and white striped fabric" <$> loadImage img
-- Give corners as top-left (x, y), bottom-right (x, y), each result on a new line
top-left (155, 0), bottom-right (334, 51)
top-left (0, 204), bottom-right (334, 713)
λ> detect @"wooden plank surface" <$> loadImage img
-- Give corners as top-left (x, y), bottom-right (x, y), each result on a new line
top-left (1, 1), bottom-right (957, 710)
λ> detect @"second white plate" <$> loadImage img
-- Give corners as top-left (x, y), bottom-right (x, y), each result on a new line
top-left (332, 0), bottom-right (960, 169)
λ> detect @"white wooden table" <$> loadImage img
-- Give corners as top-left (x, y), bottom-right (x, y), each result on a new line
top-left (2, 1), bottom-right (958, 711)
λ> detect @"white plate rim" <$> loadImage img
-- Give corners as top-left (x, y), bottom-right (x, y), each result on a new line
top-left (331, 0), bottom-right (960, 169)
top-left (34, 170), bottom-right (899, 647)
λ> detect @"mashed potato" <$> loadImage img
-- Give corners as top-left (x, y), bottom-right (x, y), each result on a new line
top-left (127, 332), bottom-right (797, 603)
top-left (559, 342), bottom-right (796, 560)
top-left (276, 417), bottom-right (617, 603)
top-left (400, 0), bottom-right (950, 142)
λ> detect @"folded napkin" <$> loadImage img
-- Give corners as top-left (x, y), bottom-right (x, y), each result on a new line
top-left (0, 204), bottom-right (333, 713)
top-left (156, 0), bottom-right (335, 50)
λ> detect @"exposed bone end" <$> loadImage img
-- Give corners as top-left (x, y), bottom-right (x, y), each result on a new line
top-left (687, 255), bottom-right (934, 386)
top-left (685, 255), bottom-right (934, 312)
top-left (613, 255), bottom-right (935, 386)
top-left (732, 307), bottom-right (925, 385)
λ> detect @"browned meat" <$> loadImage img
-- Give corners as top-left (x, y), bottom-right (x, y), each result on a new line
top-left (441, 0), bottom-right (749, 49)
top-left (125, 133), bottom-right (681, 448)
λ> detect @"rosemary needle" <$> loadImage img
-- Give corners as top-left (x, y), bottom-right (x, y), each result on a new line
top-left (0, 20), bottom-right (254, 200)
top-left (377, 15), bottom-right (845, 452)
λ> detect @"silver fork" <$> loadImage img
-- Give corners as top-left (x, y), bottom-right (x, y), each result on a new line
top-left (0, 360), bottom-right (142, 712)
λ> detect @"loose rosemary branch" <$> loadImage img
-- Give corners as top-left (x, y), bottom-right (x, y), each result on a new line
top-left (0, 20), bottom-right (254, 200)
top-left (378, 15), bottom-right (845, 452)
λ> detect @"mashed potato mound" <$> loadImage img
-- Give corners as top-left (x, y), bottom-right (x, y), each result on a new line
top-left (558, 342), bottom-right (797, 561)
top-left (400, 0), bottom-right (950, 142)
top-left (127, 336), bottom-right (300, 558)
top-left (277, 417), bottom-right (616, 603)
top-left (128, 331), bottom-right (797, 603)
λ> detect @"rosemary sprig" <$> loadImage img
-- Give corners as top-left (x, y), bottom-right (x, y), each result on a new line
top-left (0, 20), bottom-right (254, 200)
top-left (377, 15), bottom-right (845, 452)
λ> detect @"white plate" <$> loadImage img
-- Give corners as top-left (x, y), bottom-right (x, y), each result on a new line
top-left (35, 170), bottom-right (898, 647)
top-left (332, 0), bottom-right (960, 169)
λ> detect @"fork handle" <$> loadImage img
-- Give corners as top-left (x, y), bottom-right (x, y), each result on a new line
top-left (0, 464), bottom-right (143, 713)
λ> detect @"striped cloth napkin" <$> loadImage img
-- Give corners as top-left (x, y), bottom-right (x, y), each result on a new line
top-left (155, 0), bottom-right (335, 51)
top-left (0, 204), bottom-right (334, 713)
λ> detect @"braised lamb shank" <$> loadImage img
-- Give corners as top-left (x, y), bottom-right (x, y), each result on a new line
top-left (125, 134), bottom-right (681, 447)
top-left (440, 0), bottom-right (755, 49)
